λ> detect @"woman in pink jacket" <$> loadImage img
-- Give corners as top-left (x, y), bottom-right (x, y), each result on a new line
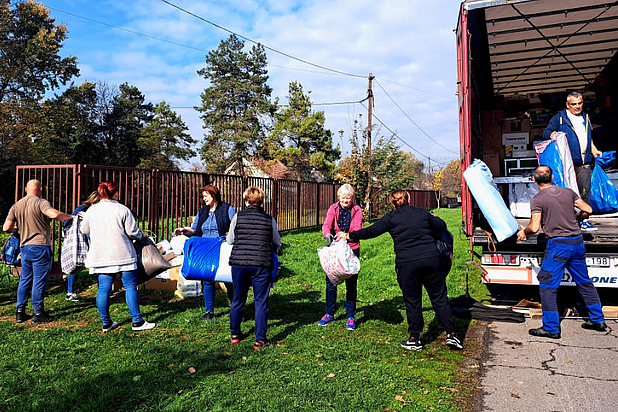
top-left (318, 184), bottom-right (363, 330)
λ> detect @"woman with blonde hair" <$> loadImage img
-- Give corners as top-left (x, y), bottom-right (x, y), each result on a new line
top-left (318, 184), bottom-right (363, 330)
top-left (338, 189), bottom-right (462, 351)
top-left (227, 186), bottom-right (281, 349)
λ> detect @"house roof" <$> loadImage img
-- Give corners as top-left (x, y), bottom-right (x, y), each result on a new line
top-left (251, 159), bottom-right (295, 180)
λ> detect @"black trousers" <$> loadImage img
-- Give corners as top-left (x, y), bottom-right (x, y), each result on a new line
top-left (396, 256), bottom-right (455, 339)
top-left (575, 163), bottom-right (592, 205)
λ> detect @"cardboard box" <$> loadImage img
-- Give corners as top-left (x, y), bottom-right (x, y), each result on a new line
top-left (502, 118), bottom-right (530, 134)
top-left (139, 277), bottom-right (178, 292)
top-left (168, 266), bottom-right (182, 281)
top-left (530, 127), bottom-right (546, 141)
top-left (482, 125), bottom-right (502, 150)
top-left (483, 150), bottom-right (501, 176)
top-left (483, 109), bottom-right (503, 127)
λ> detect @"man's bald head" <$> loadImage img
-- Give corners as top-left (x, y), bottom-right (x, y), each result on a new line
top-left (25, 180), bottom-right (42, 196)
top-left (534, 166), bottom-right (553, 185)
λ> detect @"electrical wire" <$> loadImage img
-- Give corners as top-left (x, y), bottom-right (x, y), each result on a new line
top-left (377, 77), bottom-right (453, 100)
top-left (160, 0), bottom-right (366, 79)
top-left (359, 102), bottom-right (454, 167)
top-left (375, 79), bottom-right (459, 156)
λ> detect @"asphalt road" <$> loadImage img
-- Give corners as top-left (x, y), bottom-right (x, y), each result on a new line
top-left (478, 318), bottom-right (618, 411)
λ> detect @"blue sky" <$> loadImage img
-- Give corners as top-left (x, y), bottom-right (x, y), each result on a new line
top-left (42, 0), bottom-right (461, 170)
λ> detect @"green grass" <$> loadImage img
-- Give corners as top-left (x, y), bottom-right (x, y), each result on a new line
top-left (0, 208), bottom-right (488, 411)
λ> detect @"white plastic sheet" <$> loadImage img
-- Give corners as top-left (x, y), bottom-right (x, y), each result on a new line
top-left (463, 159), bottom-right (518, 242)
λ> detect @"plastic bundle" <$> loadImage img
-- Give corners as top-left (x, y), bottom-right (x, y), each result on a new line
top-left (463, 159), bottom-right (518, 242)
top-left (534, 132), bottom-right (580, 196)
top-left (591, 151), bottom-right (618, 213)
top-left (317, 239), bottom-right (360, 285)
top-left (181, 237), bottom-right (225, 281)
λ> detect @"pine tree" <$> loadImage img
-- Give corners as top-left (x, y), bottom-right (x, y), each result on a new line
top-left (269, 82), bottom-right (340, 180)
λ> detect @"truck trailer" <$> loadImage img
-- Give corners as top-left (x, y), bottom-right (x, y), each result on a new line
top-left (456, 0), bottom-right (618, 288)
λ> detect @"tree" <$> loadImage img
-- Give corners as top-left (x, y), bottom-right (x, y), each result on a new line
top-left (269, 82), bottom-right (340, 180)
top-left (32, 82), bottom-right (104, 165)
top-left (102, 83), bottom-right (153, 167)
top-left (196, 34), bottom-right (277, 175)
top-left (336, 115), bottom-right (423, 208)
top-left (138, 101), bottom-right (196, 170)
top-left (0, 0), bottom-right (79, 214)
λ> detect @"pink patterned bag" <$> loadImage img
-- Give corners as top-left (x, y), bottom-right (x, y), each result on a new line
top-left (317, 239), bottom-right (360, 285)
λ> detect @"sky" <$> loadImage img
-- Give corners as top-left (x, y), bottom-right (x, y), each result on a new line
top-left (41, 0), bottom-right (462, 171)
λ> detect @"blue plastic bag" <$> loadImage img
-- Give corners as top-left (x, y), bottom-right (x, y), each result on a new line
top-left (182, 237), bottom-right (279, 284)
top-left (182, 237), bottom-right (225, 281)
top-left (590, 151), bottom-right (618, 213)
top-left (463, 159), bottom-right (518, 242)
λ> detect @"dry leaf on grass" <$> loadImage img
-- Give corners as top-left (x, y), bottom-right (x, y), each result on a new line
top-left (188, 367), bottom-right (196, 374)
top-left (440, 386), bottom-right (459, 392)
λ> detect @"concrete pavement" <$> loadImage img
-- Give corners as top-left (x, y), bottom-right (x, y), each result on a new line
top-left (478, 318), bottom-right (618, 411)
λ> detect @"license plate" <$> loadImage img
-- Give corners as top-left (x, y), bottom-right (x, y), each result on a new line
top-left (586, 257), bottom-right (610, 267)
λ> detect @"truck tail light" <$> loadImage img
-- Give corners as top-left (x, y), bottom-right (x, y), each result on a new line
top-left (482, 254), bottom-right (520, 266)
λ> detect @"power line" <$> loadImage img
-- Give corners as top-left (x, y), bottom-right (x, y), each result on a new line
top-left (170, 95), bottom-right (367, 110)
top-left (48, 6), bottom-right (208, 53)
top-left (160, 0), bottom-right (366, 79)
top-left (375, 79), bottom-right (459, 156)
top-left (376, 77), bottom-right (453, 100)
top-left (359, 102), bottom-right (454, 168)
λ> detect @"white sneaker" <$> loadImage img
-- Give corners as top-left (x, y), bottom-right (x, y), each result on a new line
top-left (132, 320), bottom-right (156, 331)
top-left (65, 293), bottom-right (79, 302)
top-left (102, 321), bottom-right (119, 333)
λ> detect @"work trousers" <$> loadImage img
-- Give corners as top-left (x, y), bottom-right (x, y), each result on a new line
top-left (537, 235), bottom-right (604, 333)
top-left (396, 256), bottom-right (455, 339)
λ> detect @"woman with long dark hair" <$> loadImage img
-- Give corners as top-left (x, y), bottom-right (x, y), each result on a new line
top-left (175, 184), bottom-right (236, 320)
top-left (338, 189), bottom-right (462, 351)
top-left (82, 181), bottom-right (155, 332)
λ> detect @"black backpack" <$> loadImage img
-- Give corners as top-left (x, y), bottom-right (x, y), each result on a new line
top-left (1, 234), bottom-right (20, 265)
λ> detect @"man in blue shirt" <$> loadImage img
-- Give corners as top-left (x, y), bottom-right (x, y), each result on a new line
top-left (543, 92), bottom-right (602, 231)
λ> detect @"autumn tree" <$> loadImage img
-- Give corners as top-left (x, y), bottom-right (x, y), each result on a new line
top-left (138, 101), bottom-right (196, 170)
top-left (0, 0), bottom-right (79, 213)
top-left (32, 82), bottom-right (104, 165)
top-left (197, 35), bottom-right (277, 175)
top-left (269, 82), bottom-right (340, 180)
top-left (336, 115), bottom-right (423, 209)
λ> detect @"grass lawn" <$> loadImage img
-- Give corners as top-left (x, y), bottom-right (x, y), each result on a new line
top-left (0, 208), bottom-right (488, 411)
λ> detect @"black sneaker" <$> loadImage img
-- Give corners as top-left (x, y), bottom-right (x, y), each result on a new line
top-left (16, 310), bottom-right (29, 324)
top-left (31, 312), bottom-right (58, 324)
top-left (201, 312), bottom-right (214, 321)
top-left (400, 336), bottom-right (423, 351)
top-left (446, 332), bottom-right (464, 350)
top-left (581, 320), bottom-right (608, 331)
top-left (528, 327), bottom-right (560, 339)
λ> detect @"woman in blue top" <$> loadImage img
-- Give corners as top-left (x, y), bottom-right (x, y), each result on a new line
top-left (175, 185), bottom-right (236, 320)
top-left (63, 191), bottom-right (100, 302)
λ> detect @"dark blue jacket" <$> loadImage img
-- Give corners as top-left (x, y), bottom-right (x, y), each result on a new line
top-left (542, 109), bottom-right (592, 166)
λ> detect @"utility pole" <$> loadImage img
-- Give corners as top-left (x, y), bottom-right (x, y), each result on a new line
top-left (364, 73), bottom-right (375, 212)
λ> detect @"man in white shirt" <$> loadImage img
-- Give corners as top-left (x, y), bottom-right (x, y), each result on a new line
top-left (543, 92), bottom-right (602, 231)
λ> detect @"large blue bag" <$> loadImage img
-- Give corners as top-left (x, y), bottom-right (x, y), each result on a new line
top-left (534, 132), bottom-right (579, 195)
top-left (591, 151), bottom-right (618, 213)
top-left (463, 159), bottom-right (518, 242)
top-left (182, 237), bottom-right (225, 281)
top-left (182, 237), bottom-right (279, 284)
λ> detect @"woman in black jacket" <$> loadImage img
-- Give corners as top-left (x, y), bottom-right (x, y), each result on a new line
top-left (338, 189), bottom-right (462, 352)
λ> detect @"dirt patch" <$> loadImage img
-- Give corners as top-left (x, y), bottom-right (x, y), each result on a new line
top-left (452, 320), bottom-right (491, 412)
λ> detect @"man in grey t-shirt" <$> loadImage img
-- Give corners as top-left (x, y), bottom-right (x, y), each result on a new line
top-left (517, 166), bottom-right (607, 338)
top-left (3, 180), bottom-right (73, 324)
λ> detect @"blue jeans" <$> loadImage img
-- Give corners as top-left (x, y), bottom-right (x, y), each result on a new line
top-left (538, 235), bottom-right (605, 333)
top-left (230, 266), bottom-right (272, 341)
top-left (202, 279), bottom-right (234, 313)
top-left (325, 248), bottom-right (359, 318)
top-left (96, 271), bottom-right (143, 326)
top-left (67, 274), bottom-right (76, 294)
top-left (16, 245), bottom-right (52, 314)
